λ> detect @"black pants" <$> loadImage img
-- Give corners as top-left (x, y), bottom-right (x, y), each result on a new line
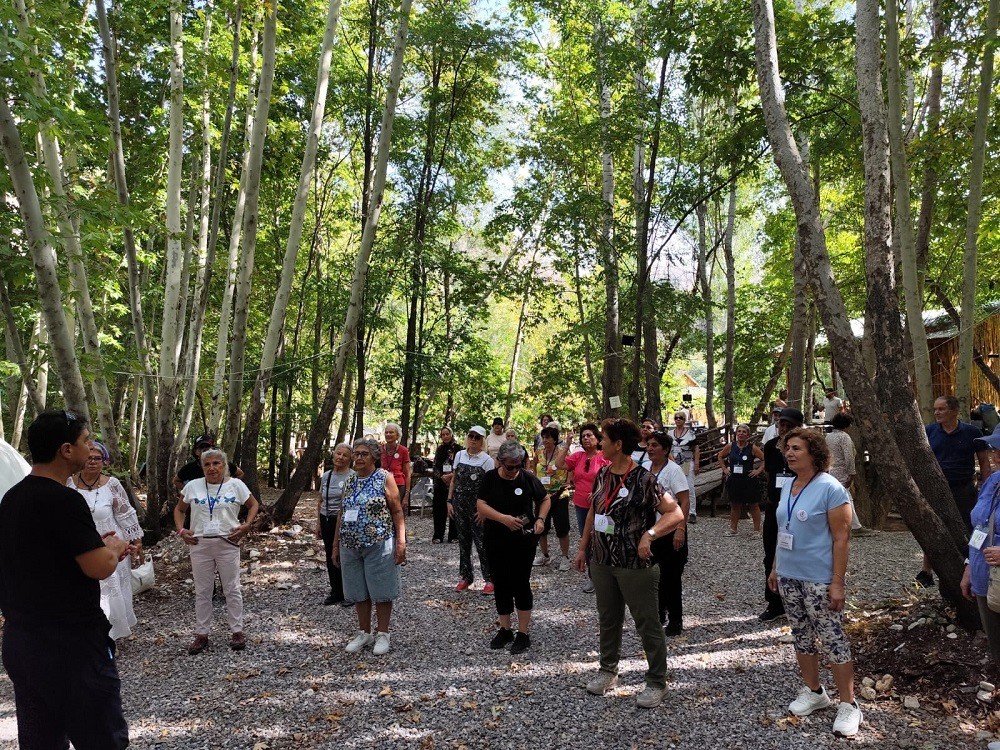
top-left (2, 622), bottom-right (129, 750)
top-left (542, 490), bottom-right (571, 538)
top-left (761, 496), bottom-right (783, 611)
top-left (432, 481), bottom-right (458, 541)
top-left (319, 512), bottom-right (344, 602)
top-left (652, 533), bottom-right (689, 626)
top-left (484, 534), bottom-right (537, 616)
top-left (951, 481), bottom-right (977, 532)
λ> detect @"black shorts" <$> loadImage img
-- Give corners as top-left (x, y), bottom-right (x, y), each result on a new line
top-left (543, 489), bottom-right (571, 538)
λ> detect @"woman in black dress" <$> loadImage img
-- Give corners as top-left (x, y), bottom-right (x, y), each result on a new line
top-left (717, 424), bottom-right (765, 535)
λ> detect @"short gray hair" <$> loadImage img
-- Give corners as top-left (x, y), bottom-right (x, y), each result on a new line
top-left (354, 438), bottom-right (382, 468)
top-left (384, 423), bottom-right (401, 435)
top-left (497, 440), bottom-right (526, 465)
top-left (200, 448), bottom-right (230, 478)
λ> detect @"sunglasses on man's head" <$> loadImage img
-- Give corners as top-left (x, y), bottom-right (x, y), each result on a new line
top-left (64, 410), bottom-right (79, 424)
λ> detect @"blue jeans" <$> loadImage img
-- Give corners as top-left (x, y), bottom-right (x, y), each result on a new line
top-left (575, 505), bottom-right (589, 536)
top-left (340, 537), bottom-right (401, 604)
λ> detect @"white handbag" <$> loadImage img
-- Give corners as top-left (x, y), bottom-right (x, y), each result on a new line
top-left (130, 556), bottom-right (155, 595)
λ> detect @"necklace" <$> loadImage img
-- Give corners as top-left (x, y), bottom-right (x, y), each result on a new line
top-left (77, 471), bottom-right (101, 491)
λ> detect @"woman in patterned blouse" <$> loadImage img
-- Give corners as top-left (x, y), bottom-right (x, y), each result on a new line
top-left (333, 438), bottom-right (407, 656)
top-left (573, 418), bottom-right (683, 709)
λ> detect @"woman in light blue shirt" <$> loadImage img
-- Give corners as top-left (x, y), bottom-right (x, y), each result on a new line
top-left (961, 426), bottom-right (1000, 664)
top-left (767, 428), bottom-right (859, 738)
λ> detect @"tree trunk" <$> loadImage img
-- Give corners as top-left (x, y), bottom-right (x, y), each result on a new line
top-left (573, 251), bottom-right (602, 416)
top-left (505, 260), bottom-right (534, 424)
top-left (914, 0), bottom-right (944, 295)
top-left (269, 0), bottom-right (413, 524)
top-left (787, 234), bottom-right (809, 414)
top-left (0, 274), bottom-right (44, 414)
top-left (956, 0), bottom-right (998, 416)
top-left (222, 3), bottom-right (279, 456)
top-left (94, 0), bottom-right (157, 487)
top-left (0, 91), bottom-right (89, 417)
top-left (753, 0), bottom-right (975, 625)
top-left (804, 302), bottom-right (817, 419)
top-left (886, 0), bottom-right (934, 421)
top-left (596, 19), bottom-right (621, 415)
top-left (696, 203), bottom-right (717, 428)
top-left (174, 2), bottom-right (217, 468)
top-left (723, 178), bottom-right (737, 426)
top-left (240, 0), bottom-right (343, 492)
top-left (749, 328), bottom-right (793, 428)
top-left (149, 0), bottom-right (187, 530)
top-left (336, 362), bottom-right (355, 445)
top-left (209, 16), bottom-right (262, 436)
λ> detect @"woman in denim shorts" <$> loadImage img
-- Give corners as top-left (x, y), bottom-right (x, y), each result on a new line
top-left (768, 428), bottom-right (860, 738)
top-left (333, 438), bottom-right (406, 656)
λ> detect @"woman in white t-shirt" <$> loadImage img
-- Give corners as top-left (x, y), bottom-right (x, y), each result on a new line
top-left (642, 431), bottom-right (690, 635)
top-left (448, 426), bottom-right (496, 592)
top-left (175, 448), bottom-right (259, 655)
top-left (317, 443), bottom-right (355, 606)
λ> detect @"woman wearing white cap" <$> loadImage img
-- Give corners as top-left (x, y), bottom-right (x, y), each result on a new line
top-left (448, 427), bottom-right (496, 593)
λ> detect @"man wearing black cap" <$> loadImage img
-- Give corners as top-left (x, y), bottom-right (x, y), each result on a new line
top-left (759, 406), bottom-right (805, 621)
top-left (173, 434), bottom-right (243, 491)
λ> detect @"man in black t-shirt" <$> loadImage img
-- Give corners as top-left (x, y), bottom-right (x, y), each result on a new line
top-left (0, 410), bottom-right (131, 749)
top-left (759, 407), bottom-right (804, 622)
top-left (173, 433), bottom-right (242, 490)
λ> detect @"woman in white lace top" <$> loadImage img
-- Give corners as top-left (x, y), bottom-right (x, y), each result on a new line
top-left (67, 441), bottom-right (143, 638)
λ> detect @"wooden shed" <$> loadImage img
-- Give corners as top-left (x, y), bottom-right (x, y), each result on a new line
top-left (927, 301), bottom-right (1000, 403)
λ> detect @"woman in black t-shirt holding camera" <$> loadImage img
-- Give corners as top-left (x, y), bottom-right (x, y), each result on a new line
top-left (477, 440), bottom-right (550, 655)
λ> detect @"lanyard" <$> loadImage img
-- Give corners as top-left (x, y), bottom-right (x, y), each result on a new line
top-left (986, 483), bottom-right (1000, 544)
top-left (603, 463), bottom-right (635, 513)
top-left (205, 479), bottom-right (224, 519)
top-left (785, 473), bottom-right (817, 530)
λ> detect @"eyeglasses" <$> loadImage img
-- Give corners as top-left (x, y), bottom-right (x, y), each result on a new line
top-left (353, 450), bottom-right (372, 457)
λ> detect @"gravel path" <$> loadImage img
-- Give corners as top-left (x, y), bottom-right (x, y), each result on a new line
top-left (0, 501), bottom-right (987, 749)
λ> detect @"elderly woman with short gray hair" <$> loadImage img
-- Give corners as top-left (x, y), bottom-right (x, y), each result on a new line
top-left (174, 448), bottom-right (259, 655)
top-left (334, 438), bottom-right (406, 656)
top-left (317, 443), bottom-right (355, 606)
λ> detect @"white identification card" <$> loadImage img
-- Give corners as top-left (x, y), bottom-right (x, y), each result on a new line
top-left (733, 465), bottom-right (744, 475)
top-left (343, 508), bottom-right (359, 522)
top-left (777, 531), bottom-right (794, 550)
top-left (540, 476), bottom-right (551, 485)
top-left (202, 519), bottom-right (222, 536)
top-left (775, 474), bottom-right (792, 489)
top-left (443, 464), bottom-right (453, 472)
top-left (970, 528), bottom-right (988, 550)
top-left (594, 514), bottom-right (615, 534)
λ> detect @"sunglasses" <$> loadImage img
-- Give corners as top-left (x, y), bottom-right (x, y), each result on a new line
top-left (585, 458), bottom-right (591, 472)
top-left (468, 434), bottom-right (483, 440)
top-left (64, 410), bottom-right (79, 424)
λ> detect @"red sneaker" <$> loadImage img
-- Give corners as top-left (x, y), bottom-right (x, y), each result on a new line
top-left (482, 582), bottom-right (495, 595)
top-left (455, 580), bottom-right (471, 592)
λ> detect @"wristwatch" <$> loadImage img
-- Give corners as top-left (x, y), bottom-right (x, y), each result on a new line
top-left (646, 529), bottom-right (657, 539)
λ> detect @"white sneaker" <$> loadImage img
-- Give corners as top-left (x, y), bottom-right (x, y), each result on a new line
top-left (832, 700), bottom-right (862, 737)
top-left (558, 555), bottom-right (572, 572)
top-left (373, 631), bottom-right (391, 656)
top-left (345, 631), bottom-right (374, 654)
top-left (789, 685), bottom-right (832, 716)
top-left (582, 577), bottom-right (595, 593)
top-left (533, 551), bottom-right (550, 567)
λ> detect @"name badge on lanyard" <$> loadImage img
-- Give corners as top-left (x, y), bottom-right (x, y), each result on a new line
top-left (775, 472), bottom-right (793, 489)
top-left (777, 530), bottom-right (794, 550)
top-left (540, 475), bottom-right (551, 485)
top-left (443, 463), bottom-right (453, 472)
top-left (343, 508), bottom-right (360, 522)
top-left (594, 514), bottom-right (615, 534)
top-left (971, 527), bottom-right (988, 550)
top-left (202, 519), bottom-right (222, 536)
top-left (733, 465), bottom-right (744, 475)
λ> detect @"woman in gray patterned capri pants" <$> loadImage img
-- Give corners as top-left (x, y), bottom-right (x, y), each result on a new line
top-left (767, 428), bottom-right (862, 738)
